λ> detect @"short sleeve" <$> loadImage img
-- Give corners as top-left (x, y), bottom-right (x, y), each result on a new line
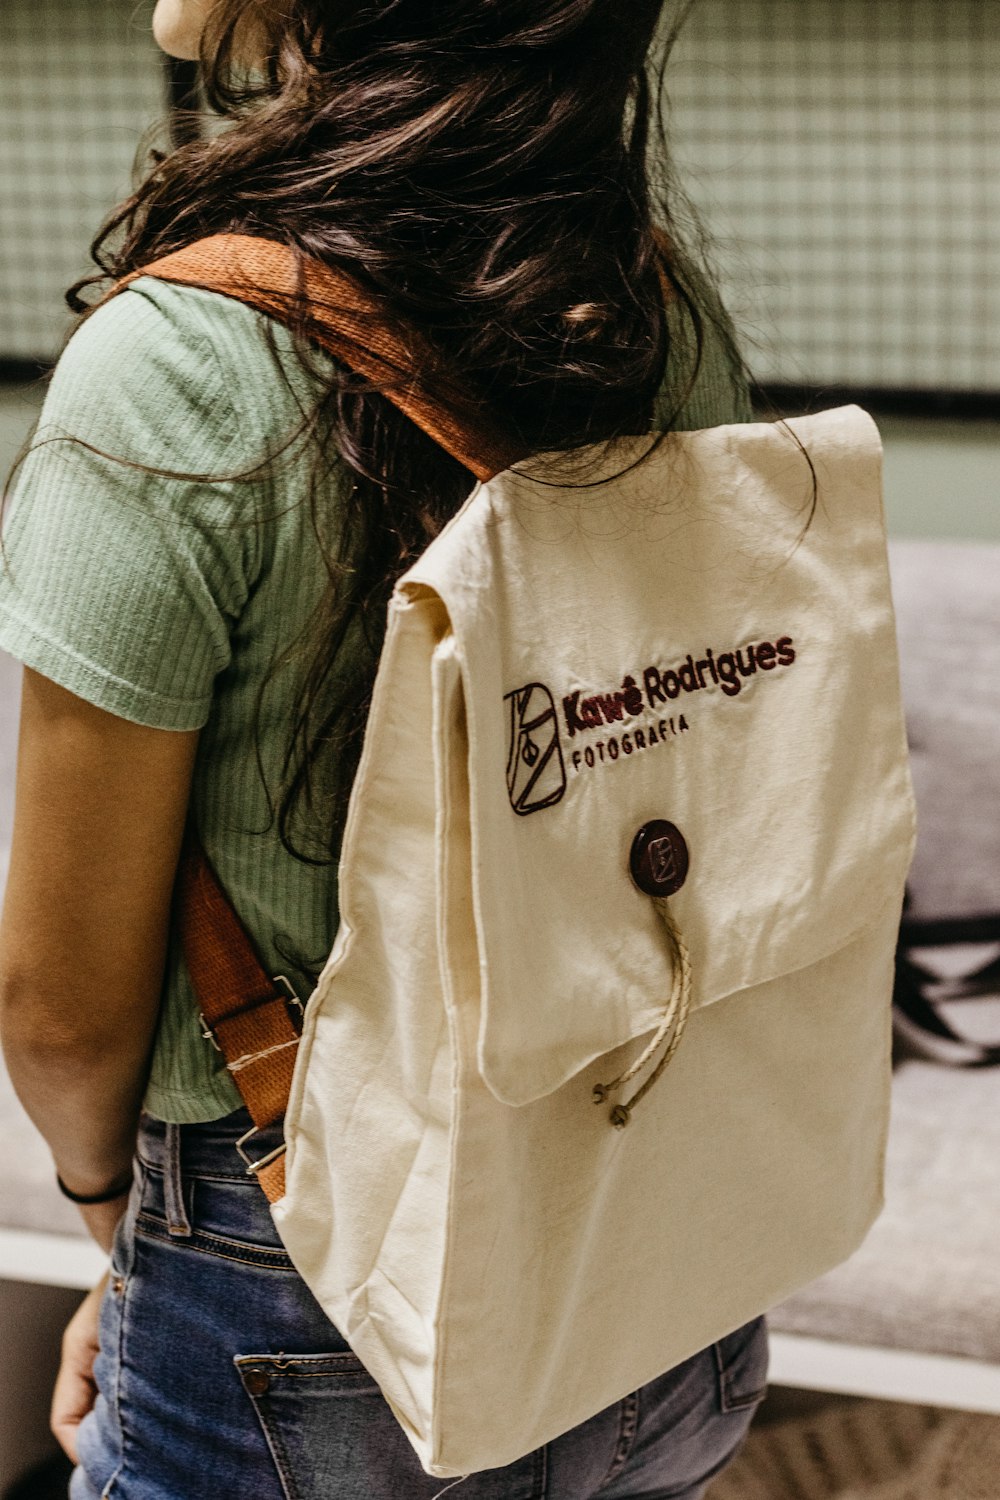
top-left (0, 281), bottom-right (263, 730)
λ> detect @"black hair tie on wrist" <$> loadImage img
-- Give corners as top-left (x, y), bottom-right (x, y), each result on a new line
top-left (56, 1171), bottom-right (133, 1205)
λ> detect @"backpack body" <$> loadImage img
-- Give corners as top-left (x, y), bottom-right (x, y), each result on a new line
top-left (271, 406), bottom-right (916, 1477)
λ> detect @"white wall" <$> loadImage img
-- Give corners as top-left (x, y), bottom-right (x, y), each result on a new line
top-left (880, 418), bottom-right (999, 542)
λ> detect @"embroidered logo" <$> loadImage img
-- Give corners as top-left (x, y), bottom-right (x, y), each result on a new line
top-left (502, 634), bottom-right (797, 812)
top-left (504, 682), bottom-right (567, 815)
top-left (561, 636), bottom-right (797, 740)
top-left (648, 835), bottom-right (679, 887)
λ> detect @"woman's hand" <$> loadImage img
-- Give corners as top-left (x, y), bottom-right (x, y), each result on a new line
top-left (51, 1273), bottom-right (108, 1464)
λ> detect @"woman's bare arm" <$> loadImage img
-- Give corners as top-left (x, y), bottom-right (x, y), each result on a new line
top-left (0, 668), bottom-right (198, 1247)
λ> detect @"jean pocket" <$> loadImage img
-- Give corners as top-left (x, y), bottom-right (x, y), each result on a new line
top-left (236, 1352), bottom-right (547, 1500)
top-left (74, 1253), bottom-right (135, 1498)
top-left (713, 1314), bottom-right (770, 1413)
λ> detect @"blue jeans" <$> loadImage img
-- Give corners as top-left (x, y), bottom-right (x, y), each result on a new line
top-left (72, 1108), bottom-right (768, 1500)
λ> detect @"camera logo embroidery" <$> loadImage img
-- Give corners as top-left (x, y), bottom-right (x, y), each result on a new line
top-left (504, 683), bottom-right (566, 815)
top-left (648, 836), bottom-right (678, 887)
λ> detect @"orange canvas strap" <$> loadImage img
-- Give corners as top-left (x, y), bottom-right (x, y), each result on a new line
top-left (101, 232), bottom-right (521, 1200)
top-left (101, 232), bottom-right (517, 483)
top-left (175, 827), bottom-right (301, 1202)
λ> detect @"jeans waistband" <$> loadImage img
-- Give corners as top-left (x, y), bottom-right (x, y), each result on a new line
top-left (137, 1106), bottom-right (285, 1182)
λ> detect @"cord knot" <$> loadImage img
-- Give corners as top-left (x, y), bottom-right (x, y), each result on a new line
top-left (592, 897), bottom-right (692, 1128)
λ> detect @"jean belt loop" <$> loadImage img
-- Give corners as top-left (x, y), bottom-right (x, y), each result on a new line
top-left (163, 1122), bottom-right (193, 1238)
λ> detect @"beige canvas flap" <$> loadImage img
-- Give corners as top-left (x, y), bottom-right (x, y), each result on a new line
top-left (403, 407), bottom-right (916, 1107)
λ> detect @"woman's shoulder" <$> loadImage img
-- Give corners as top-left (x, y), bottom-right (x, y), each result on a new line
top-left (0, 275), bottom-right (334, 720)
top-left (48, 275), bottom-right (320, 468)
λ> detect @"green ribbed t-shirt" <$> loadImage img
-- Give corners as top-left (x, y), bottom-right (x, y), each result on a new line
top-left (0, 271), bottom-right (750, 1122)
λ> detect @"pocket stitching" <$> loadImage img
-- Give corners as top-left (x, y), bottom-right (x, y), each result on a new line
top-left (237, 1355), bottom-right (549, 1498)
top-left (237, 1368), bottom-right (299, 1500)
top-left (135, 1213), bottom-right (297, 1270)
top-left (238, 1353), bottom-right (372, 1375)
top-left (712, 1321), bottom-right (768, 1414)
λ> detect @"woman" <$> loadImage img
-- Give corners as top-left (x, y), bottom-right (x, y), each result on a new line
top-left (0, 1), bottom-right (768, 1495)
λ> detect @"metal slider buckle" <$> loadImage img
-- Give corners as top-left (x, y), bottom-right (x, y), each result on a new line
top-left (273, 973), bottom-right (306, 1033)
top-left (199, 1011), bottom-right (222, 1051)
top-left (235, 1124), bottom-right (287, 1178)
top-left (199, 973), bottom-right (305, 1053)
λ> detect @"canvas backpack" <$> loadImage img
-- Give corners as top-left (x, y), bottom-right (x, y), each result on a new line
top-left (105, 234), bottom-right (916, 1479)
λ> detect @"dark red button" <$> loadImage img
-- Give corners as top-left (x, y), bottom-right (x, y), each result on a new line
top-left (629, 821), bottom-right (689, 897)
top-left (243, 1370), bottom-right (270, 1398)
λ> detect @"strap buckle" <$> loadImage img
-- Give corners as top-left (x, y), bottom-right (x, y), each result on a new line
top-left (199, 973), bottom-right (304, 1052)
top-left (235, 1124), bottom-right (287, 1178)
top-left (199, 1012), bottom-right (222, 1051)
top-left (272, 973), bottom-right (305, 1032)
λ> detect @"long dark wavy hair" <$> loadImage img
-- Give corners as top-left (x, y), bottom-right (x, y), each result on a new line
top-left (62, 0), bottom-right (740, 870)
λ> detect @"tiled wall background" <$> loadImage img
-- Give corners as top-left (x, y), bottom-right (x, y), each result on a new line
top-left (1, 0), bottom-right (998, 395)
top-left (667, 0), bottom-right (1000, 392)
top-left (1, 0), bottom-right (163, 362)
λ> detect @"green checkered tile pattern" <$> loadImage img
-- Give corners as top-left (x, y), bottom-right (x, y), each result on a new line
top-left (2, 0), bottom-right (998, 392)
top-left (668, 0), bottom-right (1000, 391)
top-left (1, 0), bottom-right (164, 362)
